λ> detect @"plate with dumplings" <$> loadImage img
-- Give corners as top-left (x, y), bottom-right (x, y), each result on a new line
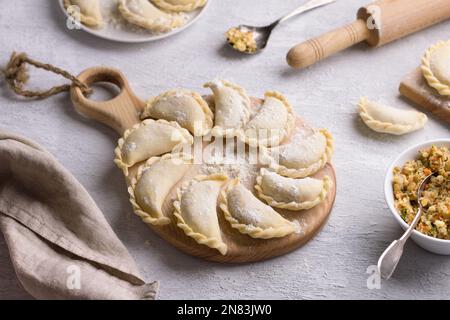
top-left (59, 0), bottom-right (209, 43)
top-left (69, 66), bottom-right (337, 262)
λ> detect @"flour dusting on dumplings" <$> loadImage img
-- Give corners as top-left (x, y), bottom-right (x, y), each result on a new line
top-left (111, 80), bottom-right (337, 258)
top-left (255, 168), bottom-right (331, 211)
top-left (114, 119), bottom-right (193, 176)
top-left (219, 179), bottom-right (298, 239)
top-left (266, 126), bottom-right (333, 178)
top-left (142, 89), bottom-right (213, 136)
top-left (204, 80), bottom-right (251, 137)
top-left (173, 174), bottom-right (228, 255)
top-left (64, 0), bottom-right (103, 27)
top-left (118, 0), bottom-right (186, 32)
top-left (242, 91), bottom-right (295, 147)
top-left (152, 0), bottom-right (207, 12)
top-left (129, 153), bottom-right (192, 225)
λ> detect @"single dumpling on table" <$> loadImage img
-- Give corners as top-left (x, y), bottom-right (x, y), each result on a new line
top-left (358, 97), bottom-right (427, 135)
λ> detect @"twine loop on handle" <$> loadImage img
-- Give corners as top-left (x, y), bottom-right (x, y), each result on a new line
top-left (2, 52), bottom-right (92, 99)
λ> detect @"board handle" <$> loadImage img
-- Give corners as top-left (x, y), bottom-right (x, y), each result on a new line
top-left (287, 19), bottom-right (370, 69)
top-left (70, 67), bottom-right (145, 135)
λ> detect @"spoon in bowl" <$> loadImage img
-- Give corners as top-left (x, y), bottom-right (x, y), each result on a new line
top-left (226, 0), bottom-right (336, 54)
top-left (377, 171), bottom-right (437, 280)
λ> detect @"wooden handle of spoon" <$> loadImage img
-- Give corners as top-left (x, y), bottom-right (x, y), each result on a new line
top-left (287, 19), bottom-right (370, 69)
top-left (70, 67), bottom-right (145, 135)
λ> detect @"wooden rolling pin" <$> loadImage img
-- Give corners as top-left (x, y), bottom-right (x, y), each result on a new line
top-left (287, 0), bottom-right (450, 69)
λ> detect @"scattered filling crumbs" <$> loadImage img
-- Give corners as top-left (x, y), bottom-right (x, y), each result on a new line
top-left (393, 146), bottom-right (450, 239)
top-left (226, 27), bottom-right (257, 53)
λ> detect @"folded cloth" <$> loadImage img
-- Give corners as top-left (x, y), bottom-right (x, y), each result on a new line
top-left (0, 131), bottom-right (159, 300)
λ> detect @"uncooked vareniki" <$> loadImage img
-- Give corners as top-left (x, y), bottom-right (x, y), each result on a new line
top-left (118, 0), bottom-right (186, 33)
top-left (219, 180), bottom-right (298, 239)
top-left (152, 0), bottom-right (207, 12)
top-left (255, 168), bottom-right (331, 211)
top-left (129, 153), bottom-right (192, 225)
top-left (64, 0), bottom-right (103, 27)
top-left (242, 91), bottom-right (295, 147)
top-left (114, 119), bottom-right (193, 176)
top-left (141, 89), bottom-right (213, 136)
top-left (422, 39), bottom-right (450, 96)
top-left (358, 97), bottom-right (427, 135)
top-left (173, 174), bottom-right (228, 255)
top-left (266, 127), bottom-right (333, 178)
top-left (204, 80), bottom-right (251, 137)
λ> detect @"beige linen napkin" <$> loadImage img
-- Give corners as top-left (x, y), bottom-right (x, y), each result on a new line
top-left (0, 131), bottom-right (159, 300)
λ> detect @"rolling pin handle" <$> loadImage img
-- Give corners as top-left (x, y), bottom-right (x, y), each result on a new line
top-left (287, 19), bottom-right (370, 69)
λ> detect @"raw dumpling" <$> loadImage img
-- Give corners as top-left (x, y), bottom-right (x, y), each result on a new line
top-left (173, 174), bottom-right (228, 255)
top-left (141, 89), bottom-right (213, 136)
top-left (204, 80), bottom-right (251, 137)
top-left (241, 91), bottom-right (295, 147)
top-left (64, 0), bottom-right (103, 27)
top-left (152, 0), bottom-right (207, 12)
top-left (219, 179), bottom-right (298, 239)
top-left (358, 97), bottom-right (427, 135)
top-left (118, 0), bottom-right (186, 33)
top-left (129, 153), bottom-right (192, 225)
top-left (114, 119), bottom-right (193, 176)
top-left (255, 168), bottom-right (331, 211)
top-left (266, 127), bottom-right (333, 178)
top-left (422, 39), bottom-right (450, 96)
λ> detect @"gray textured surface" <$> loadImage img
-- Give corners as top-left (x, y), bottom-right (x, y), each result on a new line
top-left (0, 0), bottom-right (449, 300)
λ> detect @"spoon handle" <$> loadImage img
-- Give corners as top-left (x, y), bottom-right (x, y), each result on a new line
top-left (399, 172), bottom-right (435, 243)
top-left (278, 0), bottom-right (336, 24)
top-left (399, 206), bottom-right (423, 243)
top-left (377, 172), bottom-right (435, 280)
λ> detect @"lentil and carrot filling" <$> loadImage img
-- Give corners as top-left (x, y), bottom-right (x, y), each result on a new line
top-left (393, 146), bottom-right (450, 239)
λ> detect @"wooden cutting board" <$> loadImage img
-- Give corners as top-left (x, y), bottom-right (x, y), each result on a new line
top-left (69, 66), bottom-right (337, 263)
top-left (399, 67), bottom-right (450, 125)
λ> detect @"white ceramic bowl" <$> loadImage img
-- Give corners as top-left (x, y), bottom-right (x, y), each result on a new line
top-left (384, 138), bottom-right (450, 255)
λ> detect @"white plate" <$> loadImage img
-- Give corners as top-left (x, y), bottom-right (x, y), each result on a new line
top-left (59, 0), bottom-right (209, 43)
top-left (384, 139), bottom-right (450, 255)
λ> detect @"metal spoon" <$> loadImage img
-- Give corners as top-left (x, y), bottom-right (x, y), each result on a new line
top-left (226, 0), bottom-right (336, 54)
top-left (377, 171), bottom-right (437, 280)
